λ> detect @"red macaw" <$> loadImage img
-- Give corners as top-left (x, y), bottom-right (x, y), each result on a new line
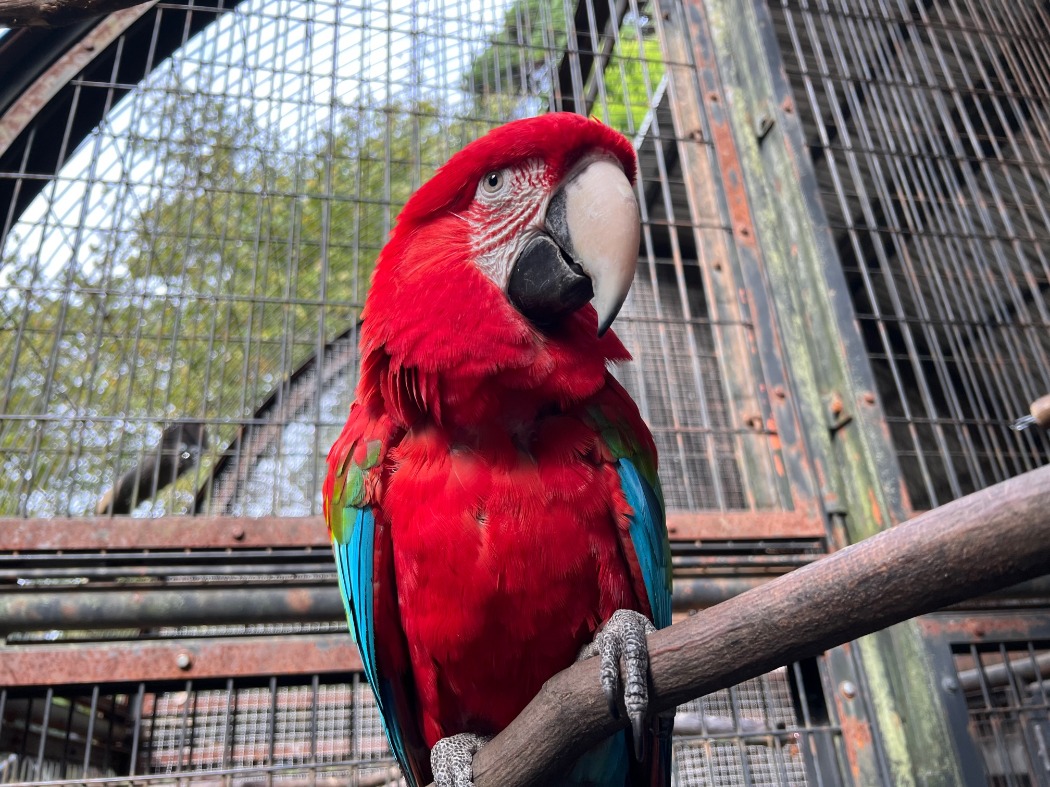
top-left (324, 112), bottom-right (672, 787)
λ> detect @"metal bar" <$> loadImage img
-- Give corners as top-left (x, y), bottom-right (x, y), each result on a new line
top-left (81, 685), bottom-right (99, 777)
top-left (0, 586), bottom-right (345, 634)
top-left (0, 577), bottom-right (793, 631)
top-left (0, 516), bottom-right (328, 550)
top-left (0, 511), bottom-right (823, 551)
top-left (665, 510), bottom-right (824, 540)
top-left (0, 635), bottom-right (362, 687)
top-left (956, 651), bottom-right (1050, 693)
top-left (128, 683), bottom-right (145, 777)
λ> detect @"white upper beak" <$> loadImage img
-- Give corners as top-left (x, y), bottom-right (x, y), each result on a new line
top-left (555, 157), bottom-right (640, 335)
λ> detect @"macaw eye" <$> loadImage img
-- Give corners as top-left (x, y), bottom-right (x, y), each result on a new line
top-left (480, 170), bottom-right (505, 195)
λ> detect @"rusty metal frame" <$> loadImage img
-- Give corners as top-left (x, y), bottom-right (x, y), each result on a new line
top-left (0, 0), bottom-right (245, 240)
top-left (1, 511), bottom-right (825, 551)
top-left (0, 515), bottom-right (326, 550)
top-left (0, 633), bottom-right (362, 688)
top-left (917, 611), bottom-right (1050, 787)
top-left (651, 0), bottom-right (832, 541)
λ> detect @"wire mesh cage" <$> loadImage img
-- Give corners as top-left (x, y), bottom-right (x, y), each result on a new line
top-left (767, 0), bottom-right (1050, 511)
top-left (952, 642), bottom-right (1050, 786)
top-left (0, 0), bottom-right (781, 522)
top-left (3, 0), bottom-right (1049, 784)
top-left (0, 661), bottom-right (846, 787)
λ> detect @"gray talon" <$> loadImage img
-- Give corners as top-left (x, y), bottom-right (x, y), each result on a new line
top-left (430, 733), bottom-right (492, 787)
top-left (593, 609), bottom-right (657, 759)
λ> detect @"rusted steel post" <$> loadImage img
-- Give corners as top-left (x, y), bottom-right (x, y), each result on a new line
top-left (437, 464), bottom-right (1050, 787)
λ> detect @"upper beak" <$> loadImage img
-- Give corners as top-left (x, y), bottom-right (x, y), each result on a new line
top-left (547, 157), bottom-right (640, 335)
top-left (505, 156), bottom-right (640, 336)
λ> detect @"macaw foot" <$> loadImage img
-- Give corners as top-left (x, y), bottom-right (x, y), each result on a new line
top-left (430, 732), bottom-right (493, 787)
top-left (578, 608), bottom-right (657, 759)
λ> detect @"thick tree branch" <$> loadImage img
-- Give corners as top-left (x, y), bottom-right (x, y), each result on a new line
top-left (426, 463), bottom-right (1050, 787)
top-left (0, 0), bottom-right (148, 27)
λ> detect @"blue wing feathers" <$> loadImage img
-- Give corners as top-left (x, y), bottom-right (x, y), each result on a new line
top-left (616, 458), bottom-right (672, 630)
top-left (334, 508), bottom-right (419, 787)
top-left (616, 457), bottom-right (673, 787)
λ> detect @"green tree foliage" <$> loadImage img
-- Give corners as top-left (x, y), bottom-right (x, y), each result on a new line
top-left (1, 6), bottom-right (667, 517)
top-left (0, 81), bottom-right (459, 516)
top-left (466, 2), bottom-right (665, 135)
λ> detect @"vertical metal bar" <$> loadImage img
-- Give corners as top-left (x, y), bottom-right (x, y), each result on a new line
top-left (82, 685), bottom-right (99, 778)
top-left (175, 681), bottom-right (193, 774)
top-left (267, 676), bottom-right (278, 787)
top-left (970, 645), bottom-right (1017, 786)
top-left (727, 684), bottom-right (755, 786)
top-left (222, 678), bottom-right (235, 787)
top-left (790, 660), bottom-right (827, 787)
top-left (127, 683), bottom-right (146, 777)
top-left (33, 688), bottom-right (53, 779)
top-left (997, 642), bottom-right (1042, 782)
top-left (309, 674), bottom-right (319, 786)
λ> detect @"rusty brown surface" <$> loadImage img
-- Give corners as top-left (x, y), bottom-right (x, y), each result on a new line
top-left (826, 642), bottom-right (874, 782)
top-left (666, 511), bottom-right (824, 540)
top-left (2, 512), bottom-right (821, 551)
top-left (0, 634), bottom-right (362, 686)
top-left (0, 515), bottom-right (328, 550)
top-left (916, 611), bottom-right (1044, 642)
top-left (678, 0), bottom-right (758, 249)
top-left (0, 3), bottom-right (154, 153)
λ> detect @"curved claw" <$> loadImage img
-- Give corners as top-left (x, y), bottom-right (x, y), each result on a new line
top-left (593, 609), bottom-right (657, 760)
top-left (430, 733), bottom-right (492, 787)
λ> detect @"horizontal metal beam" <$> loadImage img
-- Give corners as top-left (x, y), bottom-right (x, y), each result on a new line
top-left (0, 634), bottom-right (362, 687)
top-left (0, 586), bottom-right (345, 634)
top-left (955, 651), bottom-right (1050, 693)
top-left (0, 578), bottom-right (770, 633)
top-left (1, 510), bottom-right (825, 553)
top-left (0, 515), bottom-right (329, 550)
top-left (665, 511), bottom-right (824, 540)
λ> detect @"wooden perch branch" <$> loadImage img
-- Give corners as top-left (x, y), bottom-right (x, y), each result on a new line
top-left (0, 0), bottom-right (148, 28)
top-left (425, 463), bottom-right (1050, 787)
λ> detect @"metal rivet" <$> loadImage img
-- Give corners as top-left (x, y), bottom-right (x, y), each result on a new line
top-left (773, 385), bottom-right (787, 399)
top-left (232, 527), bottom-right (245, 541)
top-left (941, 677), bottom-right (959, 693)
top-left (862, 391), bottom-right (877, 405)
top-left (176, 653), bottom-right (192, 670)
top-left (839, 680), bottom-right (857, 699)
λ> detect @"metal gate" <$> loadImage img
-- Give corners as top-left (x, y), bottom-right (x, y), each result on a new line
top-left (0, 0), bottom-right (1047, 784)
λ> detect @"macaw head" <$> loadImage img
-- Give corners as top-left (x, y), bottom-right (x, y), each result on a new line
top-left (361, 113), bottom-right (641, 424)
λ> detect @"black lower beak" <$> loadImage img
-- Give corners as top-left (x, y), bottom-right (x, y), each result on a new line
top-left (507, 234), bottom-right (594, 328)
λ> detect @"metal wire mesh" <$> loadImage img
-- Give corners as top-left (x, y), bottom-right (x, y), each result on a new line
top-left (768, 0), bottom-right (1050, 511)
top-left (0, 676), bottom-right (400, 786)
top-left (0, 0), bottom-right (774, 519)
top-left (673, 667), bottom-right (822, 786)
top-left (0, 661), bottom-right (842, 787)
top-left (952, 641), bottom-right (1050, 786)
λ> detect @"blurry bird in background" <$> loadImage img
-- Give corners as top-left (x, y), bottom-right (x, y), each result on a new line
top-left (96, 421), bottom-right (208, 515)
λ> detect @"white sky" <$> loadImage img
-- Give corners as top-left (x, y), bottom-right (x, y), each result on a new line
top-left (2, 0), bottom-right (517, 284)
